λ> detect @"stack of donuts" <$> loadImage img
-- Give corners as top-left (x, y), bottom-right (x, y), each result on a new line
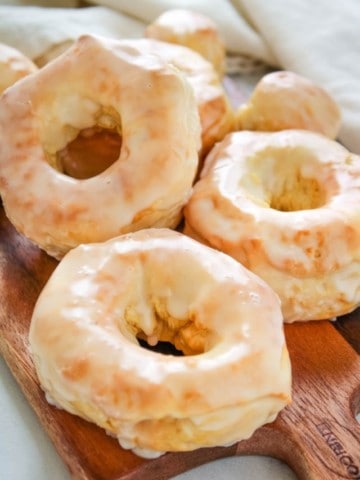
top-left (0, 8), bottom-right (359, 460)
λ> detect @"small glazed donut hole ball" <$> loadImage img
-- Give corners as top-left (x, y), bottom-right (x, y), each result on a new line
top-left (146, 9), bottom-right (226, 78)
top-left (0, 42), bottom-right (37, 94)
top-left (184, 130), bottom-right (360, 323)
top-left (0, 35), bottom-right (201, 259)
top-left (237, 71), bottom-right (341, 139)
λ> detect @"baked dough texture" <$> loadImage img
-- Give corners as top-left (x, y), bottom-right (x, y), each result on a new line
top-left (0, 35), bottom-right (201, 259)
top-left (237, 71), bottom-right (341, 139)
top-left (146, 9), bottom-right (226, 77)
top-left (29, 229), bottom-right (291, 458)
top-left (0, 42), bottom-right (37, 94)
top-left (184, 130), bottom-right (360, 322)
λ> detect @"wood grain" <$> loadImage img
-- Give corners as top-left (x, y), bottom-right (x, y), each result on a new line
top-left (1, 202), bottom-right (360, 480)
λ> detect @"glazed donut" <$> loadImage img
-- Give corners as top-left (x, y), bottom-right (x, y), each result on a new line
top-left (126, 38), bottom-right (234, 158)
top-left (146, 9), bottom-right (226, 77)
top-left (237, 71), bottom-right (341, 139)
top-left (29, 228), bottom-right (291, 458)
top-left (0, 42), bottom-right (37, 94)
top-left (184, 130), bottom-right (360, 322)
top-left (0, 35), bottom-right (201, 259)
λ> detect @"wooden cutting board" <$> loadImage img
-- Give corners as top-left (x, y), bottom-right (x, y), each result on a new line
top-left (1, 203), bottom-right (360, 480)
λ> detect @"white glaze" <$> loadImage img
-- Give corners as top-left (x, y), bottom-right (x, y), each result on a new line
top-left (237, 71), bottom-right (341, 139)
top-left (146, 9), bottom-right (226, 76)
top-left (29, 229), bottom-right (291, 457)
top-left (131, 38), bottom-right (233, 156)
top-left (0, 35), bottom-right (201, 259)
top-left (185, 130), bottom-right (360, 322)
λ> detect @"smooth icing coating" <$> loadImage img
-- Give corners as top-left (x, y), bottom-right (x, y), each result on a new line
top-left (127, 38), bottom-right (234, 157)
top-left (184, 130), bottom-right (360, 322)
top-left (237, 71), bottom-right (341, 139)
top-left (29, 228), bottom-right (291, 457)
top-left (0, 35), bottom-right (201, 259)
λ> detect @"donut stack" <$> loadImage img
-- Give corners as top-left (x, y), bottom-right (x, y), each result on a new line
top-left (0, 8), bottom-right (358, 460)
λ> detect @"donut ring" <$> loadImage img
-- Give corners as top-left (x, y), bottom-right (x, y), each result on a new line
top-left (237, 71), bottom-right (341, 139)
top-left (0, 42), bottom-right (37, 94)
top-left (0, 35), bottom-right (201, 259)
top-left (127, 38), bottom-right (234, 158)
top-left (184, 130), bottom-right (360, 322)
top-left (146, 9), bottom-right (226, 77)
top-left (29, 229), bottom-right (291, 458)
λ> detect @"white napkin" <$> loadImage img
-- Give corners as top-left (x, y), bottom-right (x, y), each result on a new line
top-left (0, 0), bottom-right (359, 153)
top-left (238, 0), bottom-right (360, 154)
top-left (0, 5), bottom-right (145, 63)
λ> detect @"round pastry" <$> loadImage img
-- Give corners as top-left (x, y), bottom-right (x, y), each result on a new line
top-left (29, 228), bottom-right (291, 458)
top-left (0, 42), bottom-right (37, 94)
top-left (0, 35), bottom-right (201, 259)
top-left (237, 71), bottom-right (341, 139)
top-left (184, 130), bottom-right (360, 322)
top-left (146, 9), bottom-right (226, 77)
top-left (126, 38), bottom-right (234, 158)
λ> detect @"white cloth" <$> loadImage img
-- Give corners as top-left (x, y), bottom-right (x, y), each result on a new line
top-left (0, 5), bottom-right (145, 61)
top-left (0, 0), bottom-right (359, 152)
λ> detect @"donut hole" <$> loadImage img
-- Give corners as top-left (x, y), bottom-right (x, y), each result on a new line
top-left (56, 126), bottom-right (122, 179)
top-left (41, 99), bottom-right (122, 179)
top-left (137, 337), bottom-right (184, 356)
top-left (135, 316), bottom-right (209, 357)
top-left (270, 170), bottom-right (325, 211)
top-left (130, 300), bottom-right (211, 357)
top-left (243, 147), bottom-right (327, 211)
